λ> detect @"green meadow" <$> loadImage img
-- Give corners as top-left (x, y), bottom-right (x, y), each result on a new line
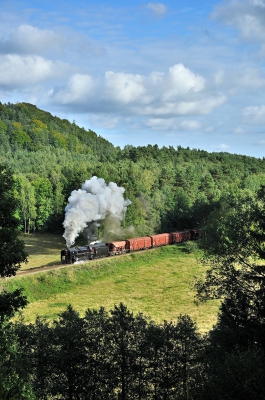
top-left (1, 233), bottom-right (219, 333)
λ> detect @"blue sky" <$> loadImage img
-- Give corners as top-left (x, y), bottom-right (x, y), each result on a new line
top-left (1, 0), bottom-right (265, 158)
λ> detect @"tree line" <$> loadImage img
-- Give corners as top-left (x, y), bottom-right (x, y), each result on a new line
top-left (2, 299), bottom-right (265, 399)
top-left (4, 305), bottom-right (203, 399)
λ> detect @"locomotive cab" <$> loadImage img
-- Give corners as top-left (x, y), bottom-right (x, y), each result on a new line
top-left (61, 246), bottom-right (92, 263)
top-left (90, 243), bottom-right (109, 258)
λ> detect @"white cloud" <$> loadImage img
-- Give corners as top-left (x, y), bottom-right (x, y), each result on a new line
top-left (48, 63), bottom-right (225, 118)
top-left (162, 64), bottom-right (205, 101)
top-left (212, 0), bottom-right (265, 42)
top-left (51, 74), bottom-right (96, 104)
top-left (243, 104), bottom-right (265, 124)
top-left (105, 71), bottom-right (146, 104)
top-left (145, 2), bottom-right (167, 16)
top-left (0, 24), bottom-right (65, 55)
top-left (0, 55), bottom-right (71, 88)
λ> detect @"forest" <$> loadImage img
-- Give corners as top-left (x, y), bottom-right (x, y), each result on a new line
top-left (0, 102), bottom-right (265, 239)
top-left (1, 102), bottom-right (265, 399)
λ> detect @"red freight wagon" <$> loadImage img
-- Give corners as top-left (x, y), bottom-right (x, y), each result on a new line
top-left (106, 241), bottom-right (127, 255)
top-left (125, 236), bottom-right (152, 251)
top-left (171, 230), bottom-right (191, 243)
top-left (149, 233), bottom-right (172, 247)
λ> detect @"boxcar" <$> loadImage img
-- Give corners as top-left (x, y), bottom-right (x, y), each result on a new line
top-left (149, 233), bottom-right (172, 247)
top-left (171, 230), bottom-right (191, 243)
top-left (125, 236), bottom-right (152, 251)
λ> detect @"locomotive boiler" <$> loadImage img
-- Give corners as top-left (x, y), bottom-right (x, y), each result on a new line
top-left (61, 243), bottom-right (109, 264)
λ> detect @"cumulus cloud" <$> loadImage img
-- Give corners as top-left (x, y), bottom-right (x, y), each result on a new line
top-left (145, 2), bottom-right (167, 16)
top-left (0, 24), bottom-right (65, 55)
top-left (243, 104), bottom-right (265, 124)
top-left (49, 63), bottom-right (225, 118)
top-left (52, 74), bottom-right (96, 104)
top-left (162, 64), bottom-right (205, 101)
top-left (105, 71), bottom-right (147, 104)
top-left (212, 0), bottom-right (265, 42)
top-left (144, 96), bottom-right (225, 116)
top-left (0, 55), bottom-right (71, 88)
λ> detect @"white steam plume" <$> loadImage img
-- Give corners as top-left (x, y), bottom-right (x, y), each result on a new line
top-left (63, 176), bottom-right (131, 247)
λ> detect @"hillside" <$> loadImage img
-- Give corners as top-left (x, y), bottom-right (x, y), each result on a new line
top-left (1, 231), bottom-right (218, 331)
top-left (0, 102), bottom-right (115, 160)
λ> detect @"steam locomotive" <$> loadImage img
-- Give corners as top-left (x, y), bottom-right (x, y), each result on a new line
top-left (61, 229), bottom-right (201, 264)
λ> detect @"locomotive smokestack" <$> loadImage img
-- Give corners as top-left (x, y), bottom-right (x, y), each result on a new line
top-left (62, 176), bottom-right (131, 247)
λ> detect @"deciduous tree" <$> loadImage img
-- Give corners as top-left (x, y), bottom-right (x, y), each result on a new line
top-left (0, 164), bottom-right (28, 321)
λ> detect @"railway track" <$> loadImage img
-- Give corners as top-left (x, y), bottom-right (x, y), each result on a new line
top-left (16, 263), bottom-right (71, 276)
top-left (15, 250), bottom-right (134, 277)
top-left (13, 243), bottom-right (181, 278)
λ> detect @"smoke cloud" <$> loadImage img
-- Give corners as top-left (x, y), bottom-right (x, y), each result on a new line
top-left (63, 176), bottom-right (131, 247)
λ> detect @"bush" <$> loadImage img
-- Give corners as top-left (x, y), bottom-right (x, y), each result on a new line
top-left (184, 241), bottom-right (198, 253)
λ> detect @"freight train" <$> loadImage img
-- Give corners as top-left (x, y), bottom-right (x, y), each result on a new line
top-left (61, 229), bottom-right (201, 264)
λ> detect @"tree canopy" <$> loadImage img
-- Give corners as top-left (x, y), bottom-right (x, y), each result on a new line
top-left (196, 187), bottom-right (265, 302)
top-left (0, 164), bottom-right (28, 319)
top-left (1, 102), bottom-right (265, 239)
top-left (0, 164), bottom-right (28, 277)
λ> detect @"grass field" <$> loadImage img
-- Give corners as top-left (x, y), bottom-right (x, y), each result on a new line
top-left (19, 232), bottom-right (65, 270)
top-left (1, 233), bottom-right (220, 333)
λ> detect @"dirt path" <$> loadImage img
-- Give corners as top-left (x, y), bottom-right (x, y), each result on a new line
top-left (16, 263), bottom-right (71, 276)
